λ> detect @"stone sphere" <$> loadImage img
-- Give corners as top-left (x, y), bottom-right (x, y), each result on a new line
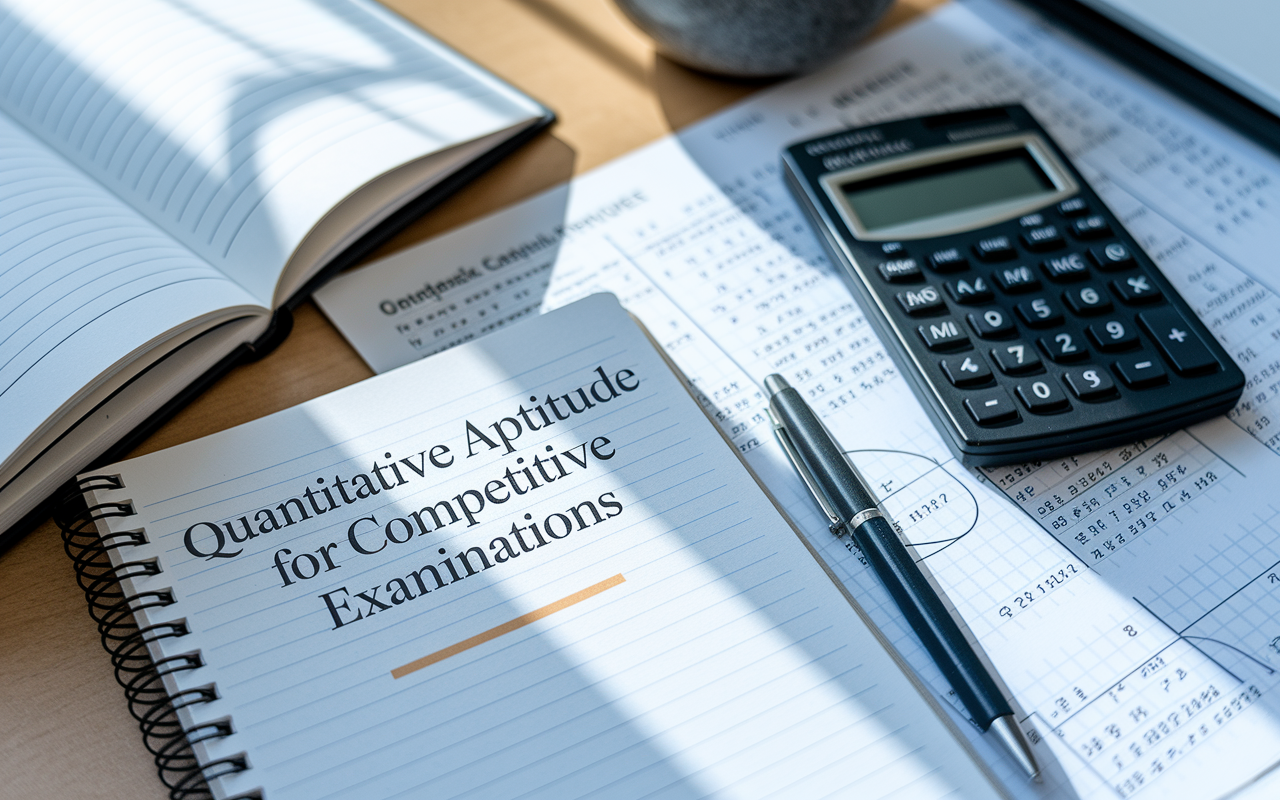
top-left (615, 0), bottom-right (896, 78)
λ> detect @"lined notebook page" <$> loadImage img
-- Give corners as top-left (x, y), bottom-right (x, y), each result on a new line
top-left (89, 294), bottom-right (1001, 800)
top-left (0, 110), bottom-right (259, 478)
top-left (0, 0), bottom-right (543, 305)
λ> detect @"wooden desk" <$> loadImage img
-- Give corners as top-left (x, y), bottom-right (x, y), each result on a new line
top-left (0, 0), bottom-right (936, 795)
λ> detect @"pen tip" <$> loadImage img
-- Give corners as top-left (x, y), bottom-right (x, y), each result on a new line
top-left (764, 374), bottom-right (790, 396)
top-left (987, 715), bottom-right (1041, 783)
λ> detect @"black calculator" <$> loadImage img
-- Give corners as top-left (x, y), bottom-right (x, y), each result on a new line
top-left (782, 105), bottom-right (1244, 466)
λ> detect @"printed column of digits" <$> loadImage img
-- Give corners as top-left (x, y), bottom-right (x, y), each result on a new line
top-left (542, 226), bottom-right (774, 453)
top-left (984, 554), bottom-right (1263, 797)
top-left (986, 556), bottom-right (1256, 798)
top-left (1046, 637), bottom-right (1260, 798)
top-left (631, 173), bottom-right (894, 417)
top-left (1173, 254), bottom-right (1280, 454)
top-left (984, 548), bottom-right (1264, 800)
top-left (982, 433), bottom-right (1227, 565)
top-left (983, 433), bottom-right (1280, 796)
top-left (543, 172), bottom-right (902, 457)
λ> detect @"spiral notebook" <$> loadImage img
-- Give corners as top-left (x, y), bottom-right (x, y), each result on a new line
top-left (58, 294), bottom-right (1003, 799)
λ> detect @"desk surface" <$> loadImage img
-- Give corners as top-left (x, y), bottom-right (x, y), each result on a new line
top-left (0, 0), bottom-right (937, 795)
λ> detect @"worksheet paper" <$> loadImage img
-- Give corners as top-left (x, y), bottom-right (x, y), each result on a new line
top-left (315, 1), bottom-right (1280, 797)
top-left (87, 295), bottom-right (1002, 800)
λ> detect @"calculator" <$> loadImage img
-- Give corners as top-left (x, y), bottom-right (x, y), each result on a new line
top-left (782, 105), bottom-right (1244, 466)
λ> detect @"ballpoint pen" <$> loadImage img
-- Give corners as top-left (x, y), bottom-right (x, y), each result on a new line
top-left (764, 373), bottom-right (1041, 782)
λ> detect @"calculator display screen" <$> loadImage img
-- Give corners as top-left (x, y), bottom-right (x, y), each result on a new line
top-left (839, 147), bottom-right (1056, 234)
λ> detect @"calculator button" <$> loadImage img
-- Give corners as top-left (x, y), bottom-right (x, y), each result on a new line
top-left (1038, 332), bottom-right (1089, 363)
top-left (881, 242), bottom-right (907, 256)
top-left (917, 319), bottom-right (969, 351)
top-left (1138, 308), bottom-right (1220, 376)
top-left (1041, 253), bottom-right (1089, 282)
top-left (1015, 297), bottom-right (1064, 328)
top-left (1063, 366), bottom-right (1118, 401)
top-left (929, 248), bottom-right (969, 273)
top-left (896, 285), bottom-right (946, 316)
top-left (1071, 215), bottom-right (1112, 239)
top-left (1014, 379), bottom-right (1070, 413)
top-left (940, 355), bottom-right (992, 387)
top-left (1089, 242), bottom-right (1135, 272)
top-left (974, 235), bottom-right (1017, 262)
top-left (964, 389), bottom-right (1019, 425)
top-left (1062, 284), bottom-right (1113, 316)
top-left (944, 276), bottom-right (992, 304)
top-left (1112, 274), bottom-right (1162, 304)
top-left (967, 309), bottom-right (1017, 339)
top-left (1087, 319), bottom-right (1140, 352)
top-left (1021, 225), bottom-right (1065, 252)
top-left (991, 341), bottom-right (1042, 374)
top-left (878, 258), bottom-right (922, 283)
top-left (992, 264), bottom-right (1040, 293)
top-left (1114, 354), bottom-right (1169, 388)
top-left (1057, 197), bottom-right (1089, 217)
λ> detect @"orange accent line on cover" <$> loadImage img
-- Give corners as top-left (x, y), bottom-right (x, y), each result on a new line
top-left (391, 573), bottom-right (626, 679)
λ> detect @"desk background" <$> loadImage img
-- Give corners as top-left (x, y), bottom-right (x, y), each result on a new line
top-left (0, 0), bottom-right (935, 795)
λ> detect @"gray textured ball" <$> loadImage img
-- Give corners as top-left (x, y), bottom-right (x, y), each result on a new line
top-left (615, 0), bottom-right (896, 78)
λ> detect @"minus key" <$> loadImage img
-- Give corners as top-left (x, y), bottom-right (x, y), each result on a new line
top-left (964, 388), bottom-right (1019, 425)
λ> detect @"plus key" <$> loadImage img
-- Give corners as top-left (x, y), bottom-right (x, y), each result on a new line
top-left (1138, 308), bottom-right (1219, 376)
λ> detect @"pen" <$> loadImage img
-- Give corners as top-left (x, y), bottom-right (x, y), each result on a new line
top-left (764, 374), bottom-right (1041, 782)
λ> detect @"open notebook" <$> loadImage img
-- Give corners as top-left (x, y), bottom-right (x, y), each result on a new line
top-left (0, 0), bottom-right (552, 544)
top-left (63, 294), bottom-right (1004, 799)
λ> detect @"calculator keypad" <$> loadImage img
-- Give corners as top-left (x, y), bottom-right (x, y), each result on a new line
top-left (852, 194), bottom-right (1235, 453)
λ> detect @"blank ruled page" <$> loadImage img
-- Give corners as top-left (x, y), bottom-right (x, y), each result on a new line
top-left (0, 0), bottom-right (544, 305)
top-left (0, 110), bottom-right (259, 477)
top-left (89, 294), bottom-right (1002, 800)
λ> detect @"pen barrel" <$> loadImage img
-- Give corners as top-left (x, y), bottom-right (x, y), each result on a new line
top-left (852, 514), bottom-right (1012, 729)
top-left (768, 388), bottom-right (878, 520)
top-left (768, 383), bottom-right (1011, 730)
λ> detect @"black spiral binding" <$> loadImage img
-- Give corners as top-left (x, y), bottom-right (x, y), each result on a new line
top-left (55, 475), bottom-right (254, 800)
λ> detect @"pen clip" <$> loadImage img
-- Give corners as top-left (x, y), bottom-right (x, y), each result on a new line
top-left (767, 405), bottom-right (846, 537)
